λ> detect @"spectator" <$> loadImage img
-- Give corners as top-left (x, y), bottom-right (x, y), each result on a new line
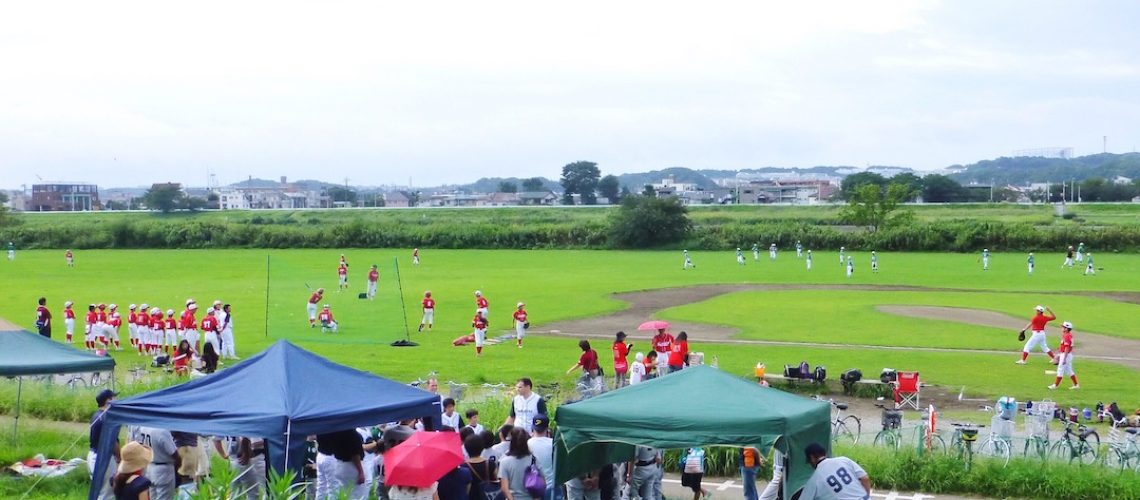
top-left (798, 443), bottom-right (870, 500)
top-left (757, 449), bottom-right (782, 500)
top-left (643, 352), bottom-right (658, 381)
top-left (566, 340), bottom-right (601, 391)
top-left (111, 442), bottom-right (153, 500)
top-left (465, 409), bottom-right (485, 435)
top-left (739, 447), bottom-right (760, 500)
top-left (201, 342), bottom-right (219, 374)
top-left (316, 429), bottom-right (365, 499)
top-left (667, 332), bottom-right (690, 373)
top-left (498, 428), bottom-right (534, 500)
top-left (506, 379), bottom-right (546, 433)
top-left (611, 332), bottom-right (632, 388)
top-left (527, 415), bottom-right (556, 500)
top-left (490, 425), bottom-right (513, 463)
top-left (89, 389), bottom-right (120, 500)
top-left (233, 437), bottom-right (268, 500)
top-left (629, 353), bottom-right (646, 385)
top-left (437, 432), bottom-right (472, 500)
top-left (625, 445), bottom-right (659, 500)
top-left (441, 398), bottom-right (465, 431)
top-left (679, 447), bottom-right (709, 500)
top-left (390, 481), bottom-right (440, 500)
top-left (172, 340), bottom-right (193, 377)
top-left (463, 434), bottom-right (498, 500)
top-left (565, 469), bottom-right (601, 500)
top-left (478, 430), bottom-right (496, 461)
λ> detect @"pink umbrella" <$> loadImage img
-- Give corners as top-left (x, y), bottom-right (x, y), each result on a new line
top-left (638, 320), bottom-right (670, 331)
top-left (383, 431), bottom-right (464, 488)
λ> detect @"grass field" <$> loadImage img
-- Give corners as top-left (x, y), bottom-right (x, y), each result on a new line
top-left (1, 248), bottom-right (1138, 411)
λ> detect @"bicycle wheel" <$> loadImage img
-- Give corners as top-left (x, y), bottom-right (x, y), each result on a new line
top-left (1050, 440), bottom-right (1075, 463)
top-left (957, 444), bottom-right (974, 471)
top-left (1023, 437), bottom-right (1049, 460)
top-left (874, 430), bottom-right (900, 450)
top-left (927, 434), bottom-right (948, 455)
top-left (1075, 435), bottom-right (1099, 466)
top-left (833, 420), bottom-right (857, 445)
top-left (978, 439), bottom-right (1011, 467)
top-left (1105, 448), bottom-right (1134, 471)
top-left (843, 415), bottom-right (862, 444)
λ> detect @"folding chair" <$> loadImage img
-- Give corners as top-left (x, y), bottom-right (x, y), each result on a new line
top-left (894, 371), bottom-right (921, 410)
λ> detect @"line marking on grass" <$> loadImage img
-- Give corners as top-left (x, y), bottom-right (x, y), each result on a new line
top-left (716, 480), bottom-right (735, 491)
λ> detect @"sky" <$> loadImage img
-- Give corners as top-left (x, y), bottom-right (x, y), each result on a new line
top-left (2, 0), bottom-right (1139, 189)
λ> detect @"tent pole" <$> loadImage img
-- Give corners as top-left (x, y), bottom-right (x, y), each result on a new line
top-left (264, 253), bottom-right (271, 338)
top-left (14, 376), bottom-right (22, 445)
top-left (284, 419), bottom-right (292, 473)
top-left (390, 256), bottom-right (417, 347)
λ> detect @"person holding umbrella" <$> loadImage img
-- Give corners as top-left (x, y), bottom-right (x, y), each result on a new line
top-left (385, 432), bottom-right (464, 500)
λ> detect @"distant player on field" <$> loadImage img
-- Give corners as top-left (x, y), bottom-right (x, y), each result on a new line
top-left (751, 243), bottom-right (760, 261)
top-left (84, 304), bottom-right (97, 350)
top-left (181, 302), bottom-right (200, 353)
top-left (1027, 252), bottom-right (1035, 275)
top-left (419, 291), bottom-right (435, 332)
top-left (135, 303), bottom-right (150, 354)
top-left (1048, 321), bottom-right (1079, 390)
top-left (980, 248), bottom-right (989, 271)
top-left (806, 249), bottom-right (812, 270)
top-left (337, 262), bottom-right (349, 291)
top-left (1076, 242), bottom-right (1085, 262)
top-left (63, 301), bottom-right (75, 343)
top-left (683, 250), bottom-right (695, 270)
top-left (513, 302), bottom-right (528, 348)
top-left (6, 241), bottom-right (14, 261)
top-left (769, 243), bottom-right (777, 260)
top-left (846, 256), bottom-right (854, 278)
top-left (796, 240), bottom-right (803, 258)
top-left (1062, 246), bottom-right (1074, 269)
top-left (1016, 305), bottom-right (1056, 364)
top-left (307, 288), bottom-right (324, 327)
top-left (164, 309), bottom-right (178, 355)
top-left (318, 305), bottom-right (338, 333)
top-left (736, 248), bottom-right (745, 265)
top-left (106, 304), bottom-right (122, 350)
top-left (367, 264), bottom-right (380, 300)
top-left (474, 290), bottom-right (489, 317)
top-left (412, 248), bottom-right (420, 265)
top-left (870, 251), bottom-right (878, 273)
top-left (1084, 253), bottom-right (1095, 275)
top-left (839, 246), bottom-right (845, 264)
top-left (35, 297), bottom-right (52, 339)
top-left (127, 304), bottom-right (139, 348)
top-left (65, 249), bottom-right (74, 267)
top-left (471, 310), bottom-right (488, 357)
top-left (94, 303), bottom-right (109, 347)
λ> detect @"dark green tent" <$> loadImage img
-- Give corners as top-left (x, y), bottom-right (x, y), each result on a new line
top-left (554, 365), bottom-right (830, 497)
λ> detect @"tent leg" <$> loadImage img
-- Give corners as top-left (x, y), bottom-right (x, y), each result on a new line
top-left (284, 419), bottom-right (292, 472)
top-left (14, 376), bottom-right (22, 445)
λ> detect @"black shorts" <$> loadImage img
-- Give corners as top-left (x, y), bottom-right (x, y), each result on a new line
top-left (680, 472), bottom-right (703, 492)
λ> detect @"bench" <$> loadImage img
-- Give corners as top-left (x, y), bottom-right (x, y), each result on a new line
top-left (761, 373), bottom-right (892, 397)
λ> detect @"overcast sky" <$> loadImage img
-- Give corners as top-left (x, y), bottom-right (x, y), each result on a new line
top-left (2, 1), bottom-right (1138, 189)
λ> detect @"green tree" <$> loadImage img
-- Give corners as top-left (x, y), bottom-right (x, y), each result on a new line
top-left (143, 184), bottom-right (186, 213)
top-left (560, 161), bottom-right (601, 205)
top-left (521, 177), bottom-right (546, 192)
top-left (921, 174), bottom-right (968, 202)
top-left (609, 195), bottom-right (691, 248)
top-left (597, 175), bottom-right (620, 203)
top-left (0, 191), bottom-right (10, 226)
top-left (498, 181), bottom-right (518, 193)
top-left (840, 172), bottom-right (887, 200)
top-left (327, 187), bottom-right (358, 205)
top-left (890, 173), bottom-right (924, 199)
top-left (183, 196), bottom-right (208, 211)
top-left (642, 184), bottom-right (657, 196)
top-left (839, 182), bottom-right (914, 231)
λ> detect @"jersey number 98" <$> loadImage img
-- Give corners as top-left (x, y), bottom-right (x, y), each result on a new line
top-left (826, 467), bottom-right (854, 493)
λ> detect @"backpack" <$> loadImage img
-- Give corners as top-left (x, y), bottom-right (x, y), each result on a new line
top-left (798, 361), bottom-right (811, 379)
top-left (783, 364), bottom-right (798, 378)
top-left (814, 366), bottom-right (827, 382)
top-left (880, 368), bottom-right (897, 384)
top-left (524, 457), bottom-right (546, 498)
top-left (840, 369), bottom-right (862, 383)
top-left (465, 462), bottom-right (504, 500)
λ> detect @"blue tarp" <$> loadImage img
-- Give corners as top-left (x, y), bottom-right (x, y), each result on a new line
top-left (89, 340), bottom-right (440, 499)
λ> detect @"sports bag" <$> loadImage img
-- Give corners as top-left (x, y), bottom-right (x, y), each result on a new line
top-left (814, 366), bottom-right (827, 382)
top-left (880, 368), bottom-right (897, 384)
top-left (840, 369), bottom-right (862, 383)
top-left (465, 461), bottom-right (504, 500)
top-left (783, 364), bottom-right (798, 378)
top-left (798, 361), bottom-right (811, 379)
top-left (524, 457), bottom-right (546, 498)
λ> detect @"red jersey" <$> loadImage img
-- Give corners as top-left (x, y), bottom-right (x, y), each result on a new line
top-left (108, 312), bottom-right (121, 328)
top-left (85, 311), bottom-right (98, 324)
top-left (652, 332), bottom-right (674, 354)
top-left (579, 349), bottom-right (599, 372)
top-left (413, 249), bottom-right (419, 257)
top-left (476, 297), bottom-right (489, 309)
top-left (65, 250), bottom-right (73, 259)
top-left (128, 311), bottom-right (137, 325)
top-left (96, 311), bottom-right (107, 323)
top-left (1058, 331), bottom-right (1073, 353)
top-left (181, 310), bottom-right (197, 330)
top-left (1029, 313), bottom-right (1056, 331)
top-left (513, 309), bottom-right (528, 323)
top-left (668, 340), bottom-right (689, 367)
top-left (65, 308), bottom-right (75, 320)
top-left (612, 341), bottom-right (630, 373)
top-left (309, 292), bottom-right (322, 305)
top-left (151, 313), bottom-right (164, 329)
top-left (368, 269), bottom-right (379, 282)
top-left (165, 317), bottom-right (177, 330)
top-left (472, 315), bottom-right (488, 330)
top-left (422, 298), bottom-right (435, 310)
top-left (200, 315), bottom-right (218, 332)
top-left (337, 265), bottom-right (347, 276)
top-left (318, 310), bottom-right (335, 323)
top-left (36, 305), bottom-right (52, 323)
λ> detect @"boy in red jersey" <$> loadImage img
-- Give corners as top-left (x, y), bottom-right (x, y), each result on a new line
top-left (367, 265), bottom-right (380, 300)
top-left (164, 310), bottom-right (178, 354)
top-left (418, 291), bottom-right (434, 332)
top-left (472, 310), bottom-right (488, 357)
top-left (106, 304), bottom-right (122, 350)
top-left (1049, 322), bottom-right (1080, 390)
top-left (181, 302), bottom-right (200, 353)
top-left (337, 263), bottom-right (349, 291)
top-left (63, 301), bottom-right (76, 343)
top-left (307, 289), bottom-right (324, 327)
top-left (84, 304), bottom-right (98, 350)
top-left (318, 305), bottom-right (338, 332)
top-left (1017, 305), bottom-right (1056, 364)
top-left (474, 290), bottom-right (489, 317)
top-left (512, 302), bottom-right (528, 348)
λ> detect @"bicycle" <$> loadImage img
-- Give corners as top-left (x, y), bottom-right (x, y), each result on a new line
top-left (1050, 419), bottom-right (1099, 465)
top-left (949, 422), bottom-right (984, 471)
top-left (975, 417), bottom-right (1012, 467)
top-left (815, 397), bottom-right (861, 444)
top-left (1105, 420), bottom-right (1140, 470)
top-left (1023, 400), bottom-right (1055, 460)
top-left (872, 404), bottom-right (903, 450)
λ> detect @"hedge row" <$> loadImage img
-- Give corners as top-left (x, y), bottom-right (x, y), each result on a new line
top-left (3, 217), bottom-right (1139, 251)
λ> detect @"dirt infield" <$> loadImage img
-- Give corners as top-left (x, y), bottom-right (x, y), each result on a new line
top-left (0, 316), bottom-right (23, 331)
top-left (539, 284), bottom-right (1140, 370)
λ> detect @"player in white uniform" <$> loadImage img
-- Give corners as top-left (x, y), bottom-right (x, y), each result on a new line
top-left (134, 426), bottom-right (178, 500)
top-left (105, 304), bottom-right (122, 350)
top-left (1027, 253), bottom-right (1035, 275)
top-left (1048, 321), bottom-right (1080, 390)
top-left (845, 257), bottom-right (854, 278)
top-left (796, 240), bottom-right (803, 258)
top-left (870, 251), bottom-right (878, 273)
top-left (839, 246), bottom-right (845, 264)
top-left (769, 243), bottom-right (777, 260)
top-left (1084, 253), bottom-right (1095, 276)
top-left (1076, 242), bottom-right (1085, 262)
top-left (164, 309), bottom-right (179, 353)
top-left (513, 302), bottom-right (528, 348)
top-left (136, 303), bottom-right (150, 355)
top-left (63, 301), bottom-right (75, 343)
top-left (1062, 245), bottom-right (1075, 269)
top-left (736, 248), bottom-right (746, 265)
top-left (799, 443), bottom-right (870, 500)
top-left (219, 304), bottom-right (237, 359)
top-left (683, 250), bottom-right (695, 270)
top-left (980, 248), bottom-right (989, 271)
top-left (752, 243), bottom-right (760, 261)
top-left (126, 304), bottom-right (139, 348)
top-left (419, 291), bottom-right (435, 331)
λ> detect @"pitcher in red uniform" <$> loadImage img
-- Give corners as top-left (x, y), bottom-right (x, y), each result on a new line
top-left (1017, 305), bottom-right (1056, 364)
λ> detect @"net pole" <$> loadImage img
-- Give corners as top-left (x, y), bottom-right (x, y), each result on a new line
top-left (394, 256), bottom-right (411, 342)
top-left (264, 254), bottom-right (271, 338)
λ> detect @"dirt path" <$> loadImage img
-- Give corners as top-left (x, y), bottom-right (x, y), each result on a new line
top-left (539, 284), bottom-right (1140, 370)
top-left (0, 316), bottom-right (23, 330)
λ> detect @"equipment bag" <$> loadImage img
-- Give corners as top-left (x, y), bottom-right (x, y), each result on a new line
top-left (783, 364), bottom-right (798, 378)
top-left (798, 361), bottom-right (811, 379)
top-left (840, 369), bottom-right (862, 383)
top-left (880, 368), bottom-right (897, 384)
top-left (814, 366), bottom-right (827, 382)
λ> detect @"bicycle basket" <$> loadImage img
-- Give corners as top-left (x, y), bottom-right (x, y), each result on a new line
top-left (961, 428), bottom-right (979, 441)
top-left (882, 409), bottom-right (903, 430)
top-left (991, 416), bottom-right (1014, 439)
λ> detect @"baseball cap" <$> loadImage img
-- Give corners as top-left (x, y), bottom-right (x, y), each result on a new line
top-left (517, 302), bottom-right (525, 308)
top-left (804, 443), bottom-right (827, 461)
top-left (475, 290), bottom-right (482, 296)
top-left (96, 389), bottom-right (118, 407)
top-left (128, 304), bottom-right (136, 310)
top-left (1062, 321), bottom-right (1073, 329)
top-left (213, 300), bottom-right (222, 306)
top-left (532, 414), bottom-right (550, 432)
top-left (1035, 305), bottom-right (1045, 312)
top-left (64, 301), bottom-right (73, 307)
top-left (189, 303), bottom-right (198, 310)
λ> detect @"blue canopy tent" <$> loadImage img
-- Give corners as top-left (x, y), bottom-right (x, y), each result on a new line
top-left (89, 340), bottom-right (440, 499)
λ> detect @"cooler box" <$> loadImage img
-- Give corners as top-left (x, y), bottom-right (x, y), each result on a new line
top-left (754, 362), bottom-right (766, 378)
top-left (688, 352), bottom-right (704, 366)
top-left (997, 397), bottom-right (1017, 420)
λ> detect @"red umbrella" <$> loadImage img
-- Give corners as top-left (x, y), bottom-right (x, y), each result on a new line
top-left (638, 320), bottom-right (670, 331)
top-left (384, 431), bottom-right (464, 488)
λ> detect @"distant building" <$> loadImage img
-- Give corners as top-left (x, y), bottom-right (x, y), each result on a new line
top-left (214, 189), bottom-right (251, 210)
top-left (4, 190), bottom-right (29, 211)
top-left (30, 183), bottom-right (101, 211)
top-left (384, 191), bottom-right (411, 208)
top-left (479, 192), bottom-right (521, 206)
top-left (739, 179), bottom-right (836, 204)
top-left (518, 191), bottom-right (559, 206)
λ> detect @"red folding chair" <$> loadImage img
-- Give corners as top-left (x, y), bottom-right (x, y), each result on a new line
top-left (894, 371), bottom-right (920, 410)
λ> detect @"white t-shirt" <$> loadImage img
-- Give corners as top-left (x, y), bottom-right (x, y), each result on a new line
top-left (511, 394), bottom-right (544, 432)
top-left (441, 412), bottom-right (462, 431)
top-left (527, 436), bottom-right (554, 485)
top-left (630, 363), bottom-right (646, 384)
top-left (799, 457), bottom-right (868, 500)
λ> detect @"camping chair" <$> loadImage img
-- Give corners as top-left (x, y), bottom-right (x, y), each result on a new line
top-left (893, 371), bottom-right (920, 410)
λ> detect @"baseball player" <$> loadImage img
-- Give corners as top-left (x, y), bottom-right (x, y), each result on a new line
top-left (796, 240), bottom-right (803, 258)
top-left (127, 304), bottom-right (139, 348)
top-left (35, 297), bottom-right (52, 339)
top-left (839, 246), bottom-right (845, 264)
top-left (513, 302), bottom-right (528, 348)
top-left (219, 304), bottom-right (237, 359)
top-left (627, 445), bottom-right (661, 500)
top-left (799, 443), bottom-right (871, 500)
top-left (752, 243), bottom-right (760, 261)
top-left (6, 241), bottom-right (14, 261)
top-left (307, 288), bottom-right (324, 327)
top-left (806, 249), bottom-right (813, 270)
top-left (769, 243), bottom-right (778, 260)
top-left (1076, 242), bottom-right (1085, 262)
top-left (339, 254), bottom-right (349, 269)
top-left (367, 264), bottom-right (379, 300)
top-left (150, 307), bottom-right (165, 355)
top-left (474, 290), bottom-right (489, 317)
top-left (980, 248), bottom-right (990, 271)
top-left (84, 304), bottom-right (98, 350)
top-left (337, 262), bottom-right (348, 291)
top-left (1027, 252), bottom-right (1035, 275)
top-left (870, 251), bottom-right (878, 273)
top-left (472, 310), bottom-right (488, 357)
top-left (135, 303), bottom-right (150, 355)
top-left (683, 250), bottom-right (695, 270)
top-left (419, 291), bottom-right (435, 331)
top-left (182, 302), bottom-right (200, 353)
top-left (412, 247), bottom-right (420, 265)
top-left (318, 305), bottom-right (338, 332)
top-left (65, 249), bottom-right (74, 267)
top-left (134, 426), bottom-right (177, 500)
top-left (736, 248), bottom-right (745, 265)
top-left (63, 301), bottom-right (75, 343)
top-left (201, 309), bottom-right (220, 353)
top-left (164, 310), bottom-right (178, 355)
top-left (94, 303), bottom-right (109, 347)
top-left (1084, 253), bottom-right (1095, 276)
top-left (1017, 305), bottom-right (1056, 364)
top-left (1048, 321), bottom-right (1079, 390)
top-left (846, 256), bottom-right (854, 278)
top-left (1062, 246), bottom-right (1075, 269)
top-left (106, 304), bottom-right (122, 350)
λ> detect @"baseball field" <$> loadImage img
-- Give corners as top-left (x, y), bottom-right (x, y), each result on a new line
top-left (1, 247), bottom-right (1137, 407)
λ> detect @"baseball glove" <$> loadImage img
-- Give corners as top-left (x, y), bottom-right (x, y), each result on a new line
top-left (1018, 330), bottom-right (1026, 342)
top-left (523, 322), bottom-right (530, 329)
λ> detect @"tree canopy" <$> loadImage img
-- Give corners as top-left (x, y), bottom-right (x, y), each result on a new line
top-left (560, 161), bottom-right (601, 205)
top-left (597, 175), bottom-right (620, 203)
top-left (839, 172), bottom-right (887, 200)
top-left (839, 182), bottom-right (914, 231)
top-left (608, 195), bottom-right (691, 248)
top-left (143, 184), bottom-right (186, 213)
top-left (521, 177), bottom-right (546, 192)
top-left (498, 181), bottom-right (519, 193)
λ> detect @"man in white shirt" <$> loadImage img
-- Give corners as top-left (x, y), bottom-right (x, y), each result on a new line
top-left (506, 377), bottom-right (547, 433)
top-left (527, 415), bottom-right (557, 500)
top-left (798, 443), bottom-right (870, 500)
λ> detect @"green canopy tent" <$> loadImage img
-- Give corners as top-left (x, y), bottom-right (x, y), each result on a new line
top-left (0, 330), bottom-right (116, 443)
top-left (554, 365), bottom-right (830, 498)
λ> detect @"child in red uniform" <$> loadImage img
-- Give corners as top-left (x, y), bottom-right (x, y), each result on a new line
top-left (668, 331), bottom-right (690, 373)
top-left (1049, 321), bottom-right (1080, 390)
top-left (612, 332), bottom-right (632, 388)
top-left (63, 301), bottom-right (76, 343)
top-left (172, 340), bottom-right (192, 376)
